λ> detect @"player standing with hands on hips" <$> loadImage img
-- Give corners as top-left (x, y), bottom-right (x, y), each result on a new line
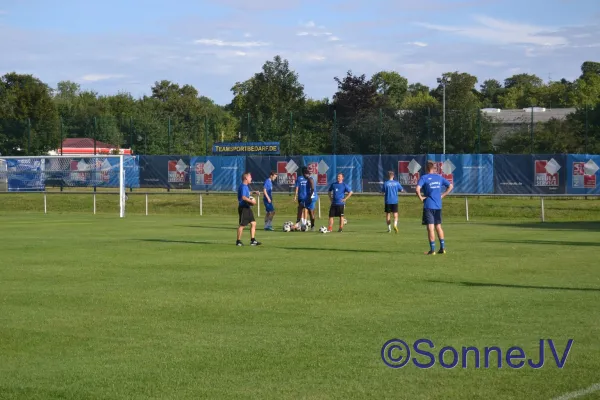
top-left (236, 172), bottom-right (262, 246)
top-left (263, 171), bottom-right (277, 231)
top-left (416, 161), bottom-right (453, 255)
top-left (328, 173), bottom-right (352, 232)
top-left (381, 170), bottom-right (405, 233)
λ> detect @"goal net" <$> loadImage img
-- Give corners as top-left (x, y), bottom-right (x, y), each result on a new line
top-left (0, 155), bottom-right (126, 217)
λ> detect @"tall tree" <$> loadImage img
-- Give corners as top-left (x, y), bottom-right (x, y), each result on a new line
top-left (0, 72), bottom-right (60, 155)
top-left (371, 71), bottom-right (408, 109)
top-left (228, 55), bottom-right (306, 153)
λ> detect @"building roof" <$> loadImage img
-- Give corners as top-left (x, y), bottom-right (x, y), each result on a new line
top-left (61, 138), bottom-right (118, 149)
top-left (484, 108), bottom-right (577, 124)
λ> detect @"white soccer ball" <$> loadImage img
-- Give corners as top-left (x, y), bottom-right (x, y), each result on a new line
top-left (306, 220), bottom-right (312, 228)
top-left (300, 224), bottom-right (307, 232)
top-left (343, 217), bottom-right (348, 225)
top-left (248, 196), bottom-right (255, 202)
top-left (319, 226), bottom-right (328, 233)
top-left (283, 223), bottom-right (291, 232)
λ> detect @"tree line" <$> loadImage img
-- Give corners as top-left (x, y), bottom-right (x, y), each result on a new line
top-left (1, 56), bottom-right (599, 156)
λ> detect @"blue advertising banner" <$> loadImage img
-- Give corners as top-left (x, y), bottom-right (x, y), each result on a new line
top-left (6, 158), bottom-right (45, 192)
top-left (301, 155), bottom-right (363, 193)
top-left (566, 154), bottom-right (600, 194)
top-left (493, 155), bottom-right (533, 194)
top-left (245, 156), bottom-right (303, 193)
top-left (426, 154), bottom-right (494, 194)
top-left (363, 155), bottom-right (427, 194)
top-left (190, 156), bottom-right (245, 191)
top-left (139, 155), bottom-right (190, 189)
top-left (531, 154), bottom-right (566, 194)
top-left (362, 155), bottom-right (384, 193)
top-left (212, 142), bottom-right (280, 155)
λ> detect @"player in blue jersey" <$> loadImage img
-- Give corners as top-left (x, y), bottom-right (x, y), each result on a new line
top-left (303, 189), bottom-right (318, 231)
top-left (294, 166), bottom-right (315, 229)
top-left (263, 171), bottom-right (277, 231)
top-left (328, 173), bottom-right (352, 232)
top-left (381, 170), bottom-right (405, 233)
top-left (236, 172), bottom-right (262, 246)
top-left (416, 161), bottom-right (453, 255)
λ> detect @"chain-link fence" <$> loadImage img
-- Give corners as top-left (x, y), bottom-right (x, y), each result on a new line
top-left (1, 105), bottom-right (598, 156)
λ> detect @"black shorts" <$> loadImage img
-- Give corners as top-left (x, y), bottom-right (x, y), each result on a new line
top-left (422, 208), bottom-right (442, 225)
top-left (238, 206), bottom-right (255, 226)
top-left (385, 203), bottom-right (398, 213)
top-left (329, 205), bottom-right (345, 218)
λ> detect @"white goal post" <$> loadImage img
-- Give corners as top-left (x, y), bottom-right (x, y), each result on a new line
top-left (0, 155), bottom-right (126, 218)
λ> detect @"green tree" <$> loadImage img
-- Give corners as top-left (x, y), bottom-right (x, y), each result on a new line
top-left (0, 72), bottom-right (60, 155)
top-left (228, 56), bottom-right (306, 154)
top-left (371, 71), bottom-right (408, 109)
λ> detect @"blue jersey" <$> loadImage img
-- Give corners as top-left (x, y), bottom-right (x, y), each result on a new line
top-left (263, 179), bottom-right (273, 204)
top-left (381, 180), bottom-right (404, 205)
top-left (328, 182), bottom-right (352, 205)
top-left (295, 176), bottom-right (313, 200)
top-left (417, 174), bottom-right (451, 210)
top-left (237, 183), bottom-right (251, 208)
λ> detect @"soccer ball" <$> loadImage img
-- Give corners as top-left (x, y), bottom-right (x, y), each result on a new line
top-left (306, 220), bottom-right (312, 228)
top-left (343, 217), bottom-right (348, 225)
top-left (319, 226), bottom-right (328, 233)
top-left (283, 223), bottom-right (291, 232)
top-left (248, 196), bottom-right (255, 202)
top-left (300, 224), bottom-right (307, 232)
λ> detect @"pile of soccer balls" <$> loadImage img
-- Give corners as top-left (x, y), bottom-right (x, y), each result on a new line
top-left (282, 220), bottom-right (331, 233)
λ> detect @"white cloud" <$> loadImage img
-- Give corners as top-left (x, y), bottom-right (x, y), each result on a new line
top-left (194, 38), bottom-right (269, 47)
top-left (80, 74), bottom-right (126, 82)
top-left (407, 41), bottom-right (428, 47)
top-left (417, 15), bottom-right (569, 46)
top-left (328, 36), bottom-right (340, 41)
top-left (307, 54), bottom-right (326, 61)
top-left (475, 60), bottom-right (506, 67)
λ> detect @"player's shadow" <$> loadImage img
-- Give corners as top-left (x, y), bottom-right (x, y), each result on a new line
top-left (276, 246), bottom-right (396, 254)
top-left (483, 239), bottom-right (600, 247)
top-left (427, 279), bottom-right (600, 293)
top-left (481, 221), bottom-right (600, 231)
top-left (135, 239), bottom-right (216, 245)
top-left (175, 224), bottom-right (236, 231)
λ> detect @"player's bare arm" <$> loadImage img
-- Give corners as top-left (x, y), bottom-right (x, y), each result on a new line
top-left (441, 183), bottom-right (454, 199)
top-left (416, 185), bottom-right (425, 202)
top-left (263, 188), bottom-right (271, 203)
top-left (343, 191), bottom-right (353, 202)
top-left (243, 195), bottom-right (256, 205)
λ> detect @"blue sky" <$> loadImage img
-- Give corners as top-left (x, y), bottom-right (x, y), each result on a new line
top-left (0, 0), bottom-right (598, 105)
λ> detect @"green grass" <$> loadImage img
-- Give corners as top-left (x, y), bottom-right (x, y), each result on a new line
top-left (0, 202), bottom-right (599, 399)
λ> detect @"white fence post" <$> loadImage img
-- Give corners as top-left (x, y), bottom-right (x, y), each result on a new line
top-left (145, 193), bottom-right (148, 216)
top-left (318, 197), bottom-right (321, 219)
top-left (257, 193), bottom-right (260, 217)
top-left (44, 193), bottom-right (47, 214)
top-left (541, 197), bottom-right (545, 222)
top-left (465, 197), bottom-right (469, 221)
top-left (93, 193), bottom-right (96, 215)
top-left (200, 194), bottom-right (203, 216)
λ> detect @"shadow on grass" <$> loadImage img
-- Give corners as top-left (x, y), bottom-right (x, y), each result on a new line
top-left (135, 239), bottom-right (216, 245)
top-left (427, 280), bottom-right (600, 292)
top-left (484, 239), bottom-right (600, 247)
top-left (175, 224), bottom-right (236, 231)
top-left (275, 246), bottom-right (396, 253)
top-left (479, 221), bottom-right (600, 231)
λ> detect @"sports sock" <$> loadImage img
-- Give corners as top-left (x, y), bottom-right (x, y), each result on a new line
top-left (394, 220), bottom-right (398, 227)
top-left (430, 241), bottom-right (435, 252)
top-left (311, 218), bottom-right (315, 227)
top-left (251, 237), bottom-right (255, 242)
top-left (440, 239), bottom-right (445, 249)
top-left (387, 224), bottom-right (391, 230)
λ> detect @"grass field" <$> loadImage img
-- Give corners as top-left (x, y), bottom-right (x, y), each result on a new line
top-left (1, 195), bottom-right (599, 399)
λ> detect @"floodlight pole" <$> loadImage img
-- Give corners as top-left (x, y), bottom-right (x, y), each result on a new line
top-left (438, 76), bottom-right (450, 154)
top-left (442, 84), bottom-right (446, 155)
